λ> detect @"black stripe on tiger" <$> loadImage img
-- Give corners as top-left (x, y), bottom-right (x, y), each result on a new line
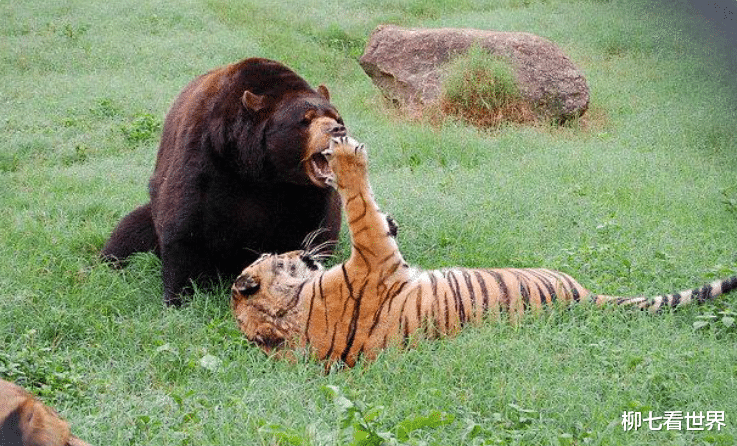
top-left (473, 271), bottom-right (490, 313)
top-left (446, 271), bottom-right (467, 327)
top-left (485, 270), bottom-right (511, 311)
top-left (430, 272), bottom-right (452, 332)
top-left (725, 276), bottom-right (737, 294)
top-left (461, 270), bottom-right (479, 321)
top-left (304, 279), bottom-right (319, 346)
top-left (511, 270), bottom-right (532, 312)
top-left (696, 284), bottom-right (712, 303)
top-left (367, 279), bottom-right (408, 337)
top-left (402, 315), bottom-right (411, 347)
top-left (340, 264), bottom-right (365, 364)
top-left (669, 293), bottom-right (681, 306)
top-left (527, 269), bottom-right (558, 305)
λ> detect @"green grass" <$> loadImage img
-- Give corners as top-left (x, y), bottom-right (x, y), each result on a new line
top-left (441, 45), bottom-right (532, 127)
top-left (2, 0), bottom-right (737, 444)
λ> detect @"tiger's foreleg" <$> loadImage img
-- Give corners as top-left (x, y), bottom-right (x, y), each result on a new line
top-left (324, 137), bottom-right (407, 272)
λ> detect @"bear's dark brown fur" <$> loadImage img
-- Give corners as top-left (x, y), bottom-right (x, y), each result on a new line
top-left (102, 58), bottom-right (345, 306)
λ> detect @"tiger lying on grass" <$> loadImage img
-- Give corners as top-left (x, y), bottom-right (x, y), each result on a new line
top-left (231, 136), bottom-right (737, 368)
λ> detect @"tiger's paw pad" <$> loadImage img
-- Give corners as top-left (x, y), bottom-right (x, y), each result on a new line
top-left (327, 136), bottom-right (367, 162)
top-left (322, 137), bottom-right (367, 188)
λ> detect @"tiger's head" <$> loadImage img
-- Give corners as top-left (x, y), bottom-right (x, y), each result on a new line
top-left (231, 249), bottom-right (324, 352)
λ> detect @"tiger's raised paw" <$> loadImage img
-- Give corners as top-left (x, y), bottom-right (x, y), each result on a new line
top-left (321, 136), bottom-right (368, 189)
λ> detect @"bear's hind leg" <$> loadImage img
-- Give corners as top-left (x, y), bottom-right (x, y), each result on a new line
top-left (101, 203), bottom-right (159, 265)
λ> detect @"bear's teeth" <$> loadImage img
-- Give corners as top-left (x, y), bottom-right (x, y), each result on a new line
top-left (309, 152), bottom-right (332, 180)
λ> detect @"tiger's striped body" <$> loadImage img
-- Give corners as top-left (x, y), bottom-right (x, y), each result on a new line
top-left (231, 137), bottom-right (737, 368)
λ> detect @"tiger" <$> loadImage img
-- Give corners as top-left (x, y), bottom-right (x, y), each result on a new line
top-left (0, 379), bottom-right (93, 446)
top-left (231, 136), bottom-right (737, 368)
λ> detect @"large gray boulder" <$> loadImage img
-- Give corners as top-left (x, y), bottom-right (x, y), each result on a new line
top-left (359, 25), bottom-right (590, 123)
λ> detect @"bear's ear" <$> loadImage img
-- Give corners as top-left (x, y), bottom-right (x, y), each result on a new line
top-left (317, 84), bottom-right (330, 101)
top-left (242, 90), bottom-right (266, 112)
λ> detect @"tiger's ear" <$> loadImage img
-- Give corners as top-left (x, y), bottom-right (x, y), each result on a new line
top-left (234, 273), bottom-right (260, 296)
top-left (317, 84), bottom-right (330, 101)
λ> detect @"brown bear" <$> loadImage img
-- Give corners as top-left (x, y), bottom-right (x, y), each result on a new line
top-left (101, 58), bottom-right (345, 306)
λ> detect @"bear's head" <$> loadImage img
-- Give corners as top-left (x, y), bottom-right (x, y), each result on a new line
top-left (242, 80), bottom-right (346, 188)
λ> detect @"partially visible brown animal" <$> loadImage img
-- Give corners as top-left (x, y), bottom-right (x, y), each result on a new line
top-left (0, 380), bottom-right (92, 446)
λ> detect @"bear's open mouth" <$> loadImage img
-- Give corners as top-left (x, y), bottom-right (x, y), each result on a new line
top-left (306, 151), bottom-right (333, 187)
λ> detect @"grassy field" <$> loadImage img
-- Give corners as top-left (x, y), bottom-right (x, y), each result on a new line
top-left (2, 0), bottom-right (737, 444)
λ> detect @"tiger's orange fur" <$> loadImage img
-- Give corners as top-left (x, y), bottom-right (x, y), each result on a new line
top-left (231, 136), bottom-right (737, 368)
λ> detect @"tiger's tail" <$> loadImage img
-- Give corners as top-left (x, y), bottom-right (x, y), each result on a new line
top-left (591, 275), bottom-right (737, 312)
